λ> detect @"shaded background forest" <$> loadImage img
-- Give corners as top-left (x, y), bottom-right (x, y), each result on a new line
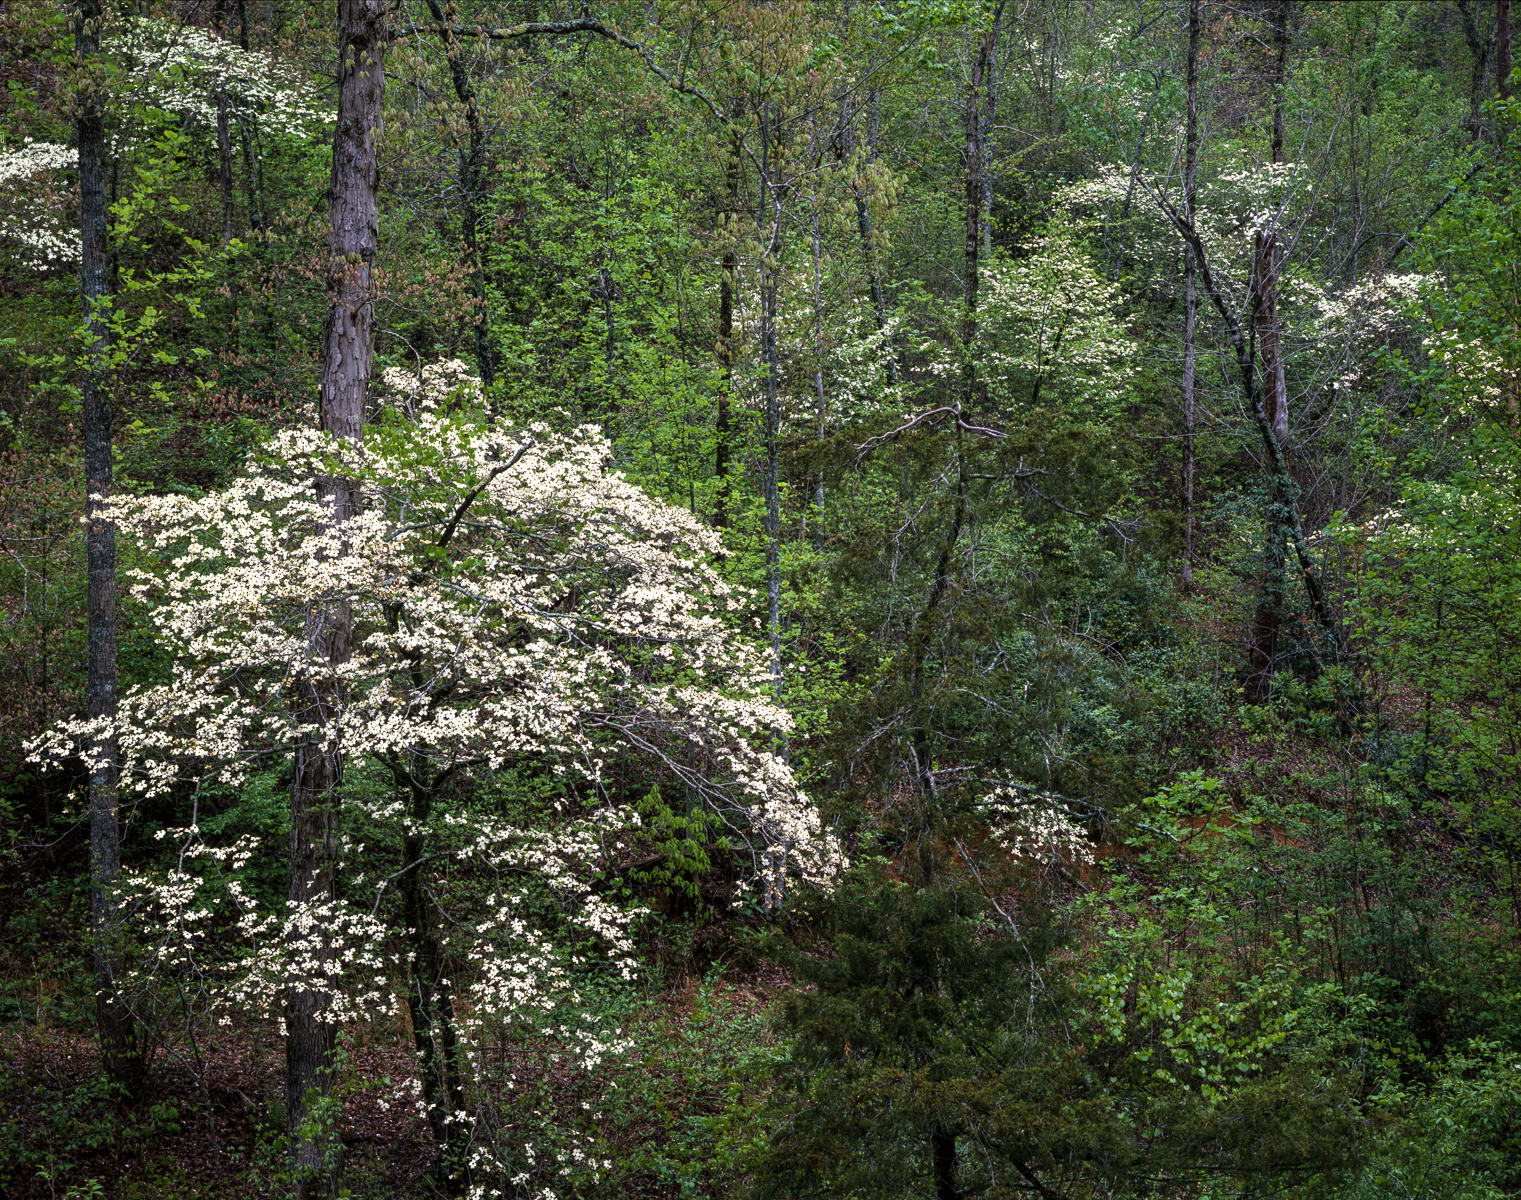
top-left (2, 0), bottom-right (1521, 1197)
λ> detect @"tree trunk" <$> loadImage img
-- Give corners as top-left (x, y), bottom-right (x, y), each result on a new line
top-left (1159, 179), bottom-right (1343, 691)
top-left (961, 21), bottom-right (995, 412)
top-left (1253, 233), bottom-right (1289, 452)
top-left (399, 771), bottom-right (468, 1192)
top-left (214, 1), bottom-right (238, 354)
top-left (932, 1125), bottom-right (960, 1200)
top-left (216, 89), bottom-right (235, 245)
top-left (1501, 0), bottom-right (1513, 101)
top-left (1181, 0), bottom-right (1200, 591)
top-left (1246, 0), bottom-right (1292, 702)
top-left (714, 134), bottom-right (740, 529)
top-left (425, 0), bottom-right (495, 389)
top-left (286, 3), bottom-right (384, 1195)
top-left (809, 203), bottom-right (827, 543)
top-left (979, 34), bottom-right (999, 258)
top-left (76, 0), bottom-right (139, 1093)
top-left (843, 91), bottom-right (896, 386)
top-left (758, 105), bottom-right (783, 703)
top-left (1457, 0), bottom-right (1494, 140)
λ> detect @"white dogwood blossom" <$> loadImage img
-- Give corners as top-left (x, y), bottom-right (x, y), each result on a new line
top-left (0, 140), bottom-right (79, 267)
top-left (30, 381), bottom-right (842, 1190)
top-left (984, 784), bottom-right (1095, 867)
top-left (0, 18), bottom-right (323, 271)
top-left (117, 16), bottom-right (325, 141)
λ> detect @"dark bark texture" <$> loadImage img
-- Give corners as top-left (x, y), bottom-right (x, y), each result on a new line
top-left (286, 2), bottom-right (384, 1195)
top-left (1246, 0), bottom-right (1293, 703)
top-left (77, 0), bottom-right (139, 1092)
top-left (1181, 0), bottom-right (1200, 590)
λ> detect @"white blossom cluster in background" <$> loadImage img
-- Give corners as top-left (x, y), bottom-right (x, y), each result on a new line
top-left (984, 785), bottom-right (1095, 868)
top-left (117, 16), bottom-right (325, 142)
top-left (1056, 160), bottom-right (1309, 283)
top-left (975, 224), bottom-right (1135, 420)
top-left (1307, 270), bottom-right (1430, 342)
top-left (850, 221), bottom-right (1133, 430)
top-left (0, 16), bottom-right (324, 272)
top-left (29, 369), bottom-right (842, 1189)
top-left (376, 357), bottom-right (486, 416)
top-left (0, 140), bottom-right (75, 186)
top-left (0, 140), bottom-right (79, 268)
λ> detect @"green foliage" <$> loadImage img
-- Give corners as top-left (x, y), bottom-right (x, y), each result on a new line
top-left (753, 863), bottom-right (1120, 1200)
top-left (0, 1069), bottom-right (178, 1195)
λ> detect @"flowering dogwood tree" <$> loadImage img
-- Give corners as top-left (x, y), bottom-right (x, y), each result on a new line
top-left (0, 15), bottom-right (322, 271)
top-left (32, 373), bottom-right (840, 1191)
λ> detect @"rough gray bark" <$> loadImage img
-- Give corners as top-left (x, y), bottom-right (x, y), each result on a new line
top-left (286, 3), bottom-right (384, 1195)
top-left (1253, 231), bottom-right (1288, 450)
top-left (77, 0), bottom-right (139, 1092)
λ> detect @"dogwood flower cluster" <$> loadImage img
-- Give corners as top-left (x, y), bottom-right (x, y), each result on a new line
top-left (974, 225), bottom-right (1135, 421)
top-left (0, 140), bottom-right (78, 267)
top-left (117, 16), bottom-right (325, 142)
top-left (984, 785), bottom-right (1094, 867)
top-left (1057, 161), bottom-right (1307, 281)
top-left (874, 222), bottom-right (1133, 425)
top-left (1, 18), bottom-right (322, 270)
top-left (30, 387), bottom-right (840, 1004)
top-left (376, 357), bottom-right (485, 416)
top-left (31, 378), bottom-right (843, 1195)
top-left (1308, 271), bottom-right (1431, 343)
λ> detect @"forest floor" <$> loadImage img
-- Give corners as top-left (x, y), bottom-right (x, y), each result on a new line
top-left (0, 959), bottom-right (788, 1200)
top-left (1, 1022), bottom-right (435, 1199)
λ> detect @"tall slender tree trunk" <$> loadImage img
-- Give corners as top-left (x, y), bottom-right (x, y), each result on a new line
top-left (286, 4), bottom-right (383, 1195)
top-left (809, 202), bottom-right (828, 542)
top-left (1501, 0), bottom-right (1513, 101)
top-left (961, 21), bottom-right (996, 411)
top-left (425, 0), bottom-right (495, 389)
top-left (76, 0), bottom-right (138, 1092)
top-left (843, 91), bottom-right (896, 386)
top-left (758, 105), bottom-right (784, 703)
top-left (714, 134), bottom-right (740, 529)
top-left (1181, 0), bottom-right (1200, 591)
top-left (216, 91), bottom-right (235, 244)
top-left (1246, 0), bottom-right (1292, 704)
top-left (1458, 0), bottom-right (1496, 139)
top-left (214, 0), bottom-right (238, 358)
top-left (979, 29), bottom-right (1001, 258)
